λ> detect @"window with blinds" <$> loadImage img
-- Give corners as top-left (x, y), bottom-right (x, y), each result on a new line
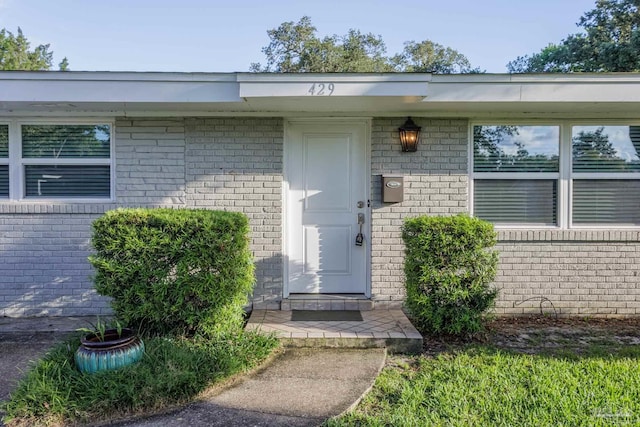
top-left (572, 126), bottom-right (640, 225)
top-left (473, 125), bottom-right (559, 225)
top-left (473, 125), bottom-right (559, 172)
top-left (21, 124), bottom-right (111, 199)
top-left (0, 125), bottom-right (8, 198)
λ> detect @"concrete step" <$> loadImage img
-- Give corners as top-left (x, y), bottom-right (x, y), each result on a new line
top-left (281, 294), bottom-right (374, 311)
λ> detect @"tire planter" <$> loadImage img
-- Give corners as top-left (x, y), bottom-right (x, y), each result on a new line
top-left (75, 328), bottom-right (144, 374)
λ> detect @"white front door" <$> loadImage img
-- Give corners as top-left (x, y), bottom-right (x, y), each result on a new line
top-left (285, 120), bottom-right (369, 295)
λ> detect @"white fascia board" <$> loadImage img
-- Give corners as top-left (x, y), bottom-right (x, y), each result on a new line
top-left (430, 72), bottom-right (640, 84)
top-left (519, 83), bottom-right (640, 102)
top-left (426, 73), bottom-right (640, 103)
top-left (0, 71), bottom-right (242, 103)
top-left (0, 71), bottom-right (238, 81)
top-left (237, 73), bottom-right (431, 97)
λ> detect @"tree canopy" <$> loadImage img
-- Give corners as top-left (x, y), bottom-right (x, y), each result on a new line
top-left (0, 27), bottom-right (68, 71)
top-left (508, 0), bottom-right (640, 73)
top-left (250, 16), bottom-right (477, 73)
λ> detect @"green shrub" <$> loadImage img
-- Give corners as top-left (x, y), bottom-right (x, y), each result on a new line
top-left (89, 208), bottom-right (254, 337)
top-left (402, 214), bottom-right (499, 335)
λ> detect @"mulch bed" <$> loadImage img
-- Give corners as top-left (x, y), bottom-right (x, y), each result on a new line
top-left (422, 317), bottom-right (640, 356)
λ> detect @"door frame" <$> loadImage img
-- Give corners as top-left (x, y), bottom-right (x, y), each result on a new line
top-left (282, 118), bottom-right (372, 298)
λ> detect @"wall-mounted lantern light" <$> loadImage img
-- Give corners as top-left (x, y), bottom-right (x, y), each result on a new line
top-left (398, 117), bottom-right (421, 152)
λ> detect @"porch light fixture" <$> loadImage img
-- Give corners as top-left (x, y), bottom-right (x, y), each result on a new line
top-left (398, 117), bottom-right (421, 152)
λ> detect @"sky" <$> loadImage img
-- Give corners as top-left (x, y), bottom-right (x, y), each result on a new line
top-left (0, 0), bottom-right (599, 73)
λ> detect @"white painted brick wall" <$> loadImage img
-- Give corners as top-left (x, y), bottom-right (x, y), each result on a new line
top-left (0, 118), bottom-right (191, 316)
top-left (495, 231), bottom-right (640, 317)
top-left (184, 118), bottom-right (284, 310)
top-left (370, 118), bottom-right (640, 317)
top-left (370, 118), bottom-right (469, 309)
top-left (115, 118), bottom-right (186, 207)
top-left (4, 115), bottom-right (640, 318)
top-left (0, 117), bottom-right (284, 316)
top-left (0, 215), bottom-right (110, 316)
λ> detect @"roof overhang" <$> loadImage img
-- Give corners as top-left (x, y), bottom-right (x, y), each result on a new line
top-left (2, 71), bottom-right (640, 118)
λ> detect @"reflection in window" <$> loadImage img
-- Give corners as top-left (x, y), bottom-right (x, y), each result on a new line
top-left (474, 125), bottom-right (559, 172)
top-left (473, 125), bottom-right (560, 226)
top-left (22, 125), bottom-right (110, 158)
top-left (21, 124), bottom-right (112, 199)
top-left (572, 126), bottom-right (640, 172)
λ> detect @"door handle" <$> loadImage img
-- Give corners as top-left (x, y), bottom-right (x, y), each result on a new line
top-left (355, 213), bottom-right (365, 246)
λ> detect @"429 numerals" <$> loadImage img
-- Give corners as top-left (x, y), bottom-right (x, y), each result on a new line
top-left (308, 83), bottom-right (335, 96)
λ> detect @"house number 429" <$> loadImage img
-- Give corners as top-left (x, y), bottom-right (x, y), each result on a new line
top-left (308, 83), bottom-right (335, 95)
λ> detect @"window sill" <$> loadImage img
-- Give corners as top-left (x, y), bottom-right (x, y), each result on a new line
top-left (497, 228), bottom-right (640, 243)
top-left (0, 200), bottom-right (119, 215)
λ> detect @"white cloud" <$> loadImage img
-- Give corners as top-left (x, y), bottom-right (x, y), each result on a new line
top-left (498, 126), bottom-right (559, 156)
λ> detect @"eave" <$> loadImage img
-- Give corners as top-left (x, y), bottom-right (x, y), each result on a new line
top-left (1, 71), bottom-right (640, 119)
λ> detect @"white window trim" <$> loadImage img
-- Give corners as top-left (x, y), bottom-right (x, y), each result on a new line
top-left (1, 118), bottom-right (116, 202)
top-left (0, 122), bottom-right (8, 199)
top-left (469, 122), bottom-right (561, 229)
top-left (470, 120), bottom-right (640, 230)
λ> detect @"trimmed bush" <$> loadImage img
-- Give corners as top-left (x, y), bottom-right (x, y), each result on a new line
top-left (402, 214), bottom-right (499, 335)
top-left (89, 208), bottom-right (254, 337)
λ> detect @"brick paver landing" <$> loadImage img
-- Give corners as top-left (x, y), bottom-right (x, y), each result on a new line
top-left (246, 309), bottom-right (423, 354)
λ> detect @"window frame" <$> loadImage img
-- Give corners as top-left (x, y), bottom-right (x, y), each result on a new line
top-left (0, 122), bottom-right (9, 198)
top-left (469, 122), bottom-right (563, 229)
top-left (470, 120), bottom-right (640, 230)
top-left (568, 121), bottom-right (640, 229)
top-left (1, 118), bottom-right (115, 202)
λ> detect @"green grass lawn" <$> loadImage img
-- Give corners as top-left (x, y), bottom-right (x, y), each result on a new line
top-left (329, 345), bottom-right (640, 427)
top-left (2, 331), bottom-right (278, 427)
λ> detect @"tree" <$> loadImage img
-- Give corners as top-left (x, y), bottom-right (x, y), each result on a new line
top-left (251, 16), bottom-right (475, 73)
top-left (473, 125), bottom-right (560, 172)
top-left (508, 0), bottom-right (640, 72)
top-left (572, 127), bottom-right (634, 170)
top-left (572, 127), bottom-right (618, 159)
top-left (0, 27), bottom-right (68, 71)
top-left (392, 40), bottom-right (478, 73)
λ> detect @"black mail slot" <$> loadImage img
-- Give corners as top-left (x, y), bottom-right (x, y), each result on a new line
top-left (382, 175), bottom-right (404, 203)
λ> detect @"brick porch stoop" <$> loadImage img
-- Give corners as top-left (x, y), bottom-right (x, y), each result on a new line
top-left (246, 309), bottom-right (423, 354)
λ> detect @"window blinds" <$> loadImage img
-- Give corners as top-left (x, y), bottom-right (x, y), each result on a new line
top-left (573, 180), bottom-right (640, 225)
top-left (474, 179), bottom-right (557, 225)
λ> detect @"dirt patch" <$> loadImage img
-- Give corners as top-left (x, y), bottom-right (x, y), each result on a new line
top-left (422, 317), bottom-right (640, 356)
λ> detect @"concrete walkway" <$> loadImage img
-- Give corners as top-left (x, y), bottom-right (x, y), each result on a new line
top-left (0, 317), bottom-right (387, 427)
top-left (114, 347), bottom-right (386, 427)
top-left (0, 316), bottom-right (87, 403)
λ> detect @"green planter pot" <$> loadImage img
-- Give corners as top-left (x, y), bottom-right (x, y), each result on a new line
top-left (75, 328), bottom-right (144, 374)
